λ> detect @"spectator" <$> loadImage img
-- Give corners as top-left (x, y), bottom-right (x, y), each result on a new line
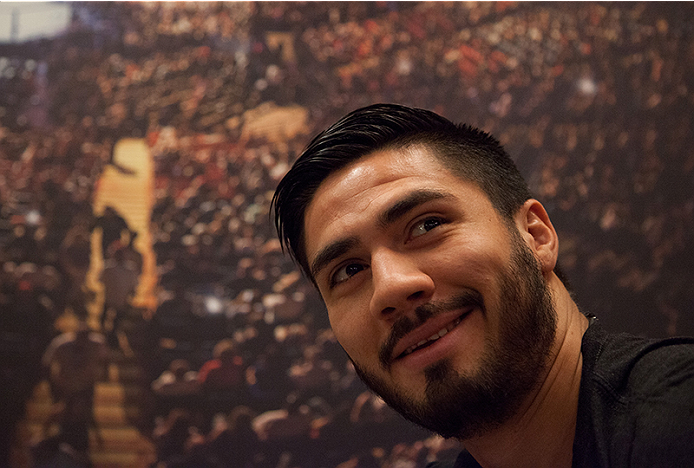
top-left (151, 359), bottom-right (200, 397)
top-left (206, 406), bottom-right (262, 468)
top-left (197, 339), bottom-right (244, 391)
top-left (198, 339), bottom-right (246, 419)
top-left (288, 344), bottom-right (334, 396)
top-left (253, 393), bottom-right (316, 467)
top-left (149, 283), bottom-right (202, 373)
top-left (41, 322), bottom-right (110, 462)
top-left (2, 3), bottom-right (694, 466)
top-left (92, 206), bottom-right (134, 260)
top-left (100, 247), bottom-right (139, 350)
top-left (152, 409), bottom-right (198, 467)
top-left (59, 221), bottom-right (93, 318)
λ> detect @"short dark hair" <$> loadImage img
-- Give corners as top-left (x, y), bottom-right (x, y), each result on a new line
top-left (272, 103), bottom-right (532, 282)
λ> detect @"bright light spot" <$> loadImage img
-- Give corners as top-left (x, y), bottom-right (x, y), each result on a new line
top-left (25, 209), bottom-right (41, 225)
top-left (205, 296), bottom-right (223, 314)
top-left (577, 77), bottom-right (597, 96)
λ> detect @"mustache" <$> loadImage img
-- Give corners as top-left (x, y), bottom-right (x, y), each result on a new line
top-left (378, 290), bottom-right (484, 369)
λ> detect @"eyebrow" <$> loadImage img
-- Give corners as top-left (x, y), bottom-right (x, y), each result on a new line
top-left (310, 236), bottom-right (360, 282)
top-left (377, 189), bottom-right (452, 229)
top-left (309, 189), bottom-right (453, 281)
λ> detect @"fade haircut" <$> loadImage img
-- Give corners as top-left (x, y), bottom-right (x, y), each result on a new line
top-left (272, 103), bottom-right (533, 283)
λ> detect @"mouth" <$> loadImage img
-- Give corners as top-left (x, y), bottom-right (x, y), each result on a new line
top-left (396, 311), bottom-right (469, 360)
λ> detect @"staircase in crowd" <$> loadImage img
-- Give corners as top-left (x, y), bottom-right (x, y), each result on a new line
top-left (88, 138), bottom-right (158, 317)
top-left (15, 139), bottom-right (160, 467)
top-left (18, 354), bottom-right (156, 467)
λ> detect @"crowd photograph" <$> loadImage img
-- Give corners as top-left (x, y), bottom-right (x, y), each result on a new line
top-left (1, 2), bottom-right (693, 468)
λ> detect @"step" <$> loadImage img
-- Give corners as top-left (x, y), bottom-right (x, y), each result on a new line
top-left (25, 401), bottom-right (142, 426)
top-left (31, 381), bottom-right (144, 406)
top-left (89, 430), bottom-right (157, 468)
top-left (19, 425), bottom-right (156, 468)
top-left (23, 423), bottom-right (145, 450)
top-left (90, 447), bottom-right (155, 468)
top-left (107, 362), bottom-right (146, 383)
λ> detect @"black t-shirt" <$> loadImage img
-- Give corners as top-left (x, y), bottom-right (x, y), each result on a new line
top-left (428, 319), bottom-right (694, 468)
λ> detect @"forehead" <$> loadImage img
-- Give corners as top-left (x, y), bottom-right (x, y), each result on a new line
top-left (308, 146), bottom-right (450, 214)
top-left (313, 145), bottom-right (457, 203)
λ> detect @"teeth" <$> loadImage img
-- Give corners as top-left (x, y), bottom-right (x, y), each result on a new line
top-left (402, 315), bottom-right (464, 357)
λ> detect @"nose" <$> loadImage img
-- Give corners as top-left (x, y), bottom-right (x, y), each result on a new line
top-left (369, 248), bottom-right (434, 320)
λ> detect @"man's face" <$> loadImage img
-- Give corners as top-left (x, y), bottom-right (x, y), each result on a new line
top-left (303, 146), bottom-right (557, 439)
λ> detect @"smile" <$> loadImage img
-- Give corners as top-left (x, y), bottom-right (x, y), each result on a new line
top-left (399, 313), bottom-right (466, 358)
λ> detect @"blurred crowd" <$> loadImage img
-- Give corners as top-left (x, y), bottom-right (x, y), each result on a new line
top-left (1, 2), bottom-right (693, 467)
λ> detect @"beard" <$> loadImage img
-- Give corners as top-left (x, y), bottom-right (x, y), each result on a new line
top-left (352, 230), bottom-right (557, 440)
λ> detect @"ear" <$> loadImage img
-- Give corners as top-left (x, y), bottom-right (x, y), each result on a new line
top-left (515, 199), bottom-right (558, 275)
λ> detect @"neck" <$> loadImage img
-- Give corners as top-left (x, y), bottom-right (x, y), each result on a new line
top-left (461, 277), bottom-right (589, 468)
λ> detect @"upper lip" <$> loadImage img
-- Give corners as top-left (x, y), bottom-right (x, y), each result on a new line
top-left (389, 308), bottom-right (473, 362)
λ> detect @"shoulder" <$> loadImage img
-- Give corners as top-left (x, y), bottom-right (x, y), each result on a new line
top-left (426, 462), bottom-right (455, 468)
top-left (42, 332), bottom-right (75, 362)
top-left (426, 450), bottom-right (481, 468)
top-left (582, 322), bottom-right (694, 401)
top-left (88, 332), bottom-right (107, 344)
top-left (576, 320), bottom-right (694, 467)
top-left (197, 359), bottom-right (221, 380)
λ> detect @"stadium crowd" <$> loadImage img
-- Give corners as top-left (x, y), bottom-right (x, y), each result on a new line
top-left (1, 2), bottom-right (693, 467)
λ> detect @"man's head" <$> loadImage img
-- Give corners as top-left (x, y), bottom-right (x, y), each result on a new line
top-left (273, 104), bottom-right (532, 284)
top-left (272, 104), bottom-right (561, 439)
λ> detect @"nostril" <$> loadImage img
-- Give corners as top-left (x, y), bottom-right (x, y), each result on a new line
top-left (408, 290), bottom-right (425, 301)
top-left (382, 306), bottom-right (396, 315)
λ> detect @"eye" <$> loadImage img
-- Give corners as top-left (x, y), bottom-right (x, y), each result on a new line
top-left (331, 262), bottom-right (368, 287)
top-left (410, 216), bottom-right (445, 239)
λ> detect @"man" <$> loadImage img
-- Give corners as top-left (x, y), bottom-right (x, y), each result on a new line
top-left (271, 104), bottom-right (694, 467)
top-left (100, 246), bottom-right (139, 350)
top-left (42, 322), bottom-right (110, 458)
top-left (92, 205), bottom-right (135, 260)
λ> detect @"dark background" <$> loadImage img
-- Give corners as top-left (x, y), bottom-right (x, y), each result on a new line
top-left (1, 2), bottom-right (693, 467)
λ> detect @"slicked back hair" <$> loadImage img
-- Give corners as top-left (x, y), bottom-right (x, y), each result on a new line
top-left (272, 103), bottom-right (533, 284)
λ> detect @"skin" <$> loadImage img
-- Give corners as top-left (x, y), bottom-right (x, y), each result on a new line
top-left (303, 145), bottom-right (589, 468)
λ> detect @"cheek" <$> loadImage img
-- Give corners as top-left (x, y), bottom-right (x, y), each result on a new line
top-left (437, 246), bottom-right (506, 286)
top-left (431, 230), bottom-right (509, 269)
top-left (328, 308), bottom-right (378, 366)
